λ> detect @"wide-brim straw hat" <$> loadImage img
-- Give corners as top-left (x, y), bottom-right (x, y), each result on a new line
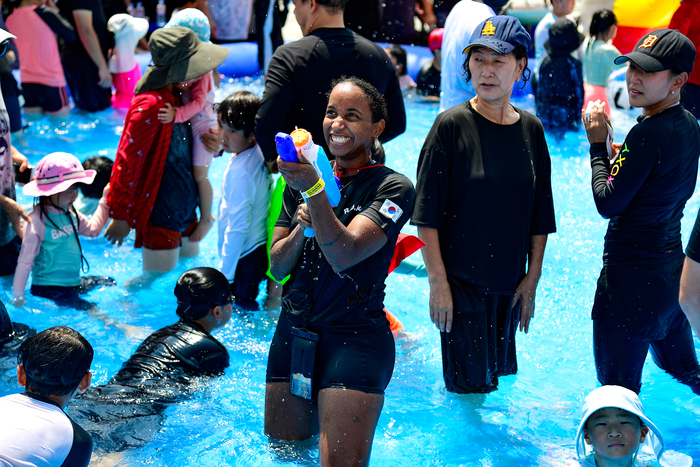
top-left (134, 27), bottom-right (228, 94)
top-left (23, 152), bottom-right (96, 198)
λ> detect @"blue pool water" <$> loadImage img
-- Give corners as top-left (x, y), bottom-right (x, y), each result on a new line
top-left (2, 80), bottom-right (700, 466)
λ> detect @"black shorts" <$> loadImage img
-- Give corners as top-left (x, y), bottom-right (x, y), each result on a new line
top-left (22, 83), bottom-right (69, 112)
top-left (231, 243), bottom-right (268, 310)
top-left (266, 312), bottom-right (395, 396)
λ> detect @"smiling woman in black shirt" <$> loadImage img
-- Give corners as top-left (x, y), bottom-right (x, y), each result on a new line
top-left (584, 29), bottom-right (700, 394)
top-left (412, 16), bottom-right (556, 394)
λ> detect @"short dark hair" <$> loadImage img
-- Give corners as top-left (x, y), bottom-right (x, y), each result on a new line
top-left (385, 44), bottom-right (408, 76)
top-left (81, 156), bottom-right (114, 199)
top-left (297, 0), bottom-right (348, 14)
top-left (327, 76), bottom-right (388, 124)
top-left (18, 326), bottom-right (93, 397)
top-left (175, 267), bottom-right (231, 320)
top-left (217, 91), bottom-right (260, 138)
top-left (462, 45), bottom-right (531, 89)
top-left (589, 10), bottom-right (617, 40)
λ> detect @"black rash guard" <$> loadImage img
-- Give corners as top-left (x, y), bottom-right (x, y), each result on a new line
top-left (590, 104), bottom-right (700, 266)
top-left (255, 27), bottom-right (406, 162)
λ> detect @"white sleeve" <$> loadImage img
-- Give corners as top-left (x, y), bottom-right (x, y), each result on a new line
top-left (218, 175), bottom-right (255, 281)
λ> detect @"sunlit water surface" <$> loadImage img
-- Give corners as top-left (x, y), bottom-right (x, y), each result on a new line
top-left (2, 78), bottom-right (700, 466)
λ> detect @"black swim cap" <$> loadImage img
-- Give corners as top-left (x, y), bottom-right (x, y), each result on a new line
top-left (175, 267), bottom-right (231, 320)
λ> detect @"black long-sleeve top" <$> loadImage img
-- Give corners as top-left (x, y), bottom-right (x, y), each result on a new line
top-left (590, 105), bottom-right (700, 266)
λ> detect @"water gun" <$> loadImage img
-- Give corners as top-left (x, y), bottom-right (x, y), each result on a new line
top-left (275, 129), bottom-right (342, 238)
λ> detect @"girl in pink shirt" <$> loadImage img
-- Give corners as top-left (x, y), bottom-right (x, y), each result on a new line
top-left (6, 0), bottom-right (75, 115)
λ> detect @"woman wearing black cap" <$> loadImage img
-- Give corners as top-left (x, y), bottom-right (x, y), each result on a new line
top-left (412, 16), bottom-right (556, 394)
top-left (583, 29), bottom-right (700, 394)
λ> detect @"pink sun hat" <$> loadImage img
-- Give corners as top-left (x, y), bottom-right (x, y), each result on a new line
top-left (23, 153), bottom-right (97, 197)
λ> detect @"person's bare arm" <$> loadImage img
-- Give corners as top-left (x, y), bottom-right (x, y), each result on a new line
top-left (73, 9), bottom-right (112, 88)
top-left (270, 224), bottom-right (307, 281)
top-left (513, 234), bottom-right (547, 334)
top-left (417, 226), bottom-right (453, 332)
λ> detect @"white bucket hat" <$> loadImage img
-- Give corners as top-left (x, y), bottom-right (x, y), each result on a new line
top-left (575, 385), bottom-right (665, 462)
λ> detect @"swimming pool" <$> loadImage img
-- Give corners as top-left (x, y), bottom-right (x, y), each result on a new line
top-left (2, 79), bottom-right (699, 466)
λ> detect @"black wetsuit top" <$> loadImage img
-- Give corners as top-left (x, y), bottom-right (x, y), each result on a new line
top-left (109, 319), bottom-right (229, 389)
top-left (57, 0), bottom-right (112, 59)
top-left (536, 55), bottom-right (584, 132)
top-left (255, 27), bottom-right (406, 162)
top-left (591, 105), bottom-right (700, 266)
top-left (276, 165), bottom-right (415, 332)
top-left (412, 101), bottom-right (556, 294)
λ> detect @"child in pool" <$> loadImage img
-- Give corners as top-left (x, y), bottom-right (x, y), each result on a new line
top-left (573, 385), bottom-right (675, 467)
top-left (75, 155), bottom-right (113, 216)
top-left (582, 10), bottom-right (625, 113)
top-left (386, 44), bottom-right (416, 91)
top-left (12, 152), bottom-right (115, 310)
top-left (157, 9), bottom-right (219, 243)
top-left (215, 91), bottom-right (272, 310)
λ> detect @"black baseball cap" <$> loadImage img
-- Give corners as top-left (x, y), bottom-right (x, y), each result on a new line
top-left (463, 16), bottom-right (531, 55)
top-left (614, 29), bottom-right (696, 74)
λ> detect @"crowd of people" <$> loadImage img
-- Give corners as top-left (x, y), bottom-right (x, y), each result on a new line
top-left (0, 0), bottom-right (700, 465)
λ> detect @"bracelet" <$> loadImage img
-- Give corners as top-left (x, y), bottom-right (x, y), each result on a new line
top-left (302, 178), bottom-right (325, 199)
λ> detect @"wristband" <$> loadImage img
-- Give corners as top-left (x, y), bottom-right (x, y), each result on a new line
top-left (302, 178), bottom-right (325, 199)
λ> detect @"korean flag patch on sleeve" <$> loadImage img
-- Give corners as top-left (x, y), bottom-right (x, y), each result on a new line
top-left (379, 199), bottom-right (403, 223)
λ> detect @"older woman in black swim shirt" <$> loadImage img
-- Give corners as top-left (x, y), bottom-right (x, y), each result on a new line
top-left (412, 16), bottom-right (556, 394)
top-left (265, 77), bottom-right (414, 466)
top-left (584, 29), bottom-right (700, 394)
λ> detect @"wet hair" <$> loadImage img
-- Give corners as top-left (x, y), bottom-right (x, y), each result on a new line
top-left (386, 44), bottom-right (408, 76)
top-left (462, 45), bottom-right (531, 89)
top-left (174, 267), bottom-right (231, 320)
top-left (589, 10), bottom-right (617, 43)
top-left (296, 0), bottom-right (348, 14)
top-left (81, 156), bottom-right (113, 199)
top-left (18, 326), bottom-right (93, 397)
top-left (327, 76), bottom-right (388, 124)
top-left (216, 91), bottom-right (260, 138)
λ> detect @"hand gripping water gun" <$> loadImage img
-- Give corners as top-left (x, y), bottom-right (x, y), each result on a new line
top-left (275, 129), bottom-right (342, 237)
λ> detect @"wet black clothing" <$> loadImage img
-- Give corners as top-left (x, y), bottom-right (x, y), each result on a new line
top-left (687, 205), bottom-right (700, 263)
top-left (275, 166), bottom-right (415, 332)
top-left (592, 259), bottom-right (700, 395)
top-left (0, 300), bottom-right (35, 372)
top-left (344, 0), bottom-right (381, 40)
top-left (440, 277), bottom-right (518, 393)
top-left (681, 82), bottom-right (700, 120)
top-left (266, 310), bottom-right (395, 395)
top-left (590, 105), bottom-right (700, 267)
top-left (109, 320), bottom-right (229, 389)
top-left (590, 104), bottom-right (700, 395)
top-left (256, 27), bottom-right (406, 162)
top-left (416, 61), bottom-right (441, 98)
top-left (412, 101), bottom-right (555, 393)
top-left (72, 320), bottom-right (228, 453)
top-left (535, 55), bottom-right (584, 134)
top-left (412, 101), bottom-right (556, 294)
top-left (150, 123), bottom-right (198, 232)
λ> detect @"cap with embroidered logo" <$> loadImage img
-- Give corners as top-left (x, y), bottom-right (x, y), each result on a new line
top-left (463, 16), bottom-right (531, 55)
top-left (614, 29), bottom-right (696, 74)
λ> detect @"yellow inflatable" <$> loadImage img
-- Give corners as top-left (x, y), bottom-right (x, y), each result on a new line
top-left (613, 0), bottom-right (680, 53)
